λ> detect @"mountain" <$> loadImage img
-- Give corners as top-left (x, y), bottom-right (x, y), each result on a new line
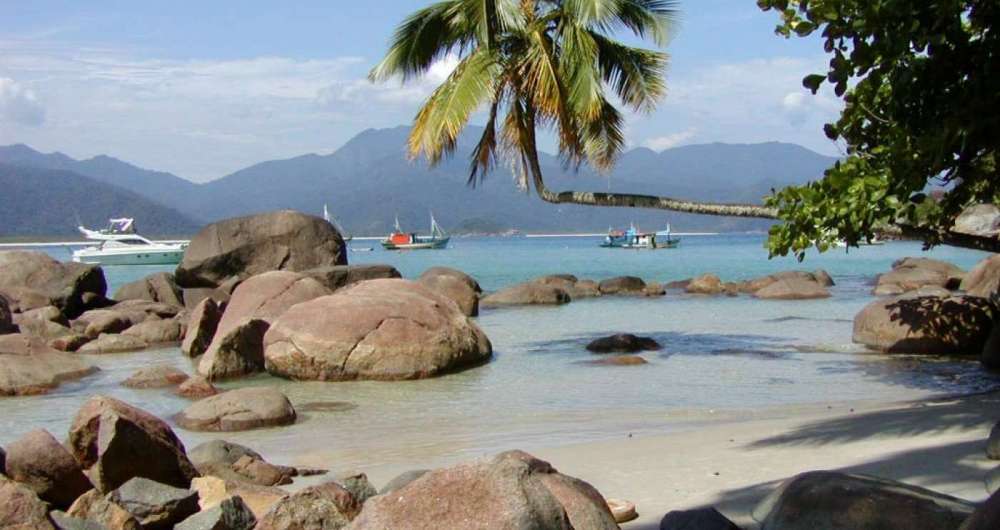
top-left (0, 129), bottom-right (840, 235)
top-left (0, 144), bottom-right (203, 220)
top-left (0, 163), bottom-right (200, 236)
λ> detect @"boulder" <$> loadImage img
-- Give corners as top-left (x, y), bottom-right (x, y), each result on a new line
top-left (686, 274), bottom-right (725, 295)
top-left (77, 333), bottom-right (149, 354)
top-left (418, 267), bottom-right (481, 293)
top-left (852, 293), bottom-right (995, 355)
top-left (988, 421), bottom-right (1000, 460)
top-left (481, 282), bottom-right (571, 307)
top-left (199, 271), bottom-right (331, 380)
top-left (190, 476), bottom-right (286, 520)
top-left (264, 279), bottom-right (492, 381)
top-left (182, 298), bottom-right (222, 357)
top-left (13, 305), bottom-right (69, 326)
top-left (586, 355), bottom-right (648, 366)
top-left (379, 469), bottom-right (430, 495)
top-left (109, 477), bottom-right (199, 529)
top-left (660, 508), bottom-right (740, 530)
top-left (0, 475), bottom-right (56, 530)
top-left (67, 396), bottom-right (199, 492)
top-left (0, 338), bottom-right (98, 396)
top-left (417, 273), bottom-right (478, 316)
top-left (113, 273), bottom-right (183, 307)
top-left (572, 279), bottom-right (602, 298)
top-left (335, 472), bottom-right (377, 505)
top-left (122, 366), bottom-right (190, 389)
top-left (643, 282), bottom-right (666, 297)
top-left (79, 310), bottom-right (134, 339)
top-left (586, 334), bottom-right (661, 353)
top-left (175, 210), bottom-right (347, 289)
top-left (350, 450), bottom-right (618, 530)
top-left (874, 257), bottom-right (965, 296)
top-left (189, 440), bottom-right (295, 487)
top-left (754, 277), bottom-right (831, 300)
top-left (175, 376), bottom-right (219, 399)
top-left (67, 489), bottom-right (141, 530)
top-left (49, 333), bottom-right (92, 352)
top-left (174, 387), bottom-right (297, 432)
top-left (4, 429), bottom-right (92, 509)
top-left (751, 471), bottom-right (975, 530)
top-left (303, 264), bottom-right (403, 292)
top-left (255, 482), bottom-right (359, 530)
top-left (189, 439), bottom-right (267, 465)
top-left (175, 495), bottom-right (256, 530)
top-left (962, 255), bottom-right (1000, 298)
top-left (598, 276), bottom-right (647, 295)
top-left (121, 319), bottom-right (183, 344)
top-left (954, 204), bottom-right (1000, 238)
top-left (16, 318), bottom-right (75, 340)
top-left (665, 279), bottom-right (691, 290)
top-left (0, 250), bottom-right (107, 318)
top-left (961, 488), bottom-right (1000, 530)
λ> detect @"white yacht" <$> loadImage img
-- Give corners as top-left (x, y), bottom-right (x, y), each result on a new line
top-left (71, 218), bottom-right (187, 265)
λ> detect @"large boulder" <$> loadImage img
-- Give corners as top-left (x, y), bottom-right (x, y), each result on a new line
top-left (174, 387), bottom-right (297, 432)
top-left (122, 366), bottom-right (190, 389)
top-left (76, 333), bottom-right (149, 354)
top-left (874, 257), bottom-right (965, 296)
top-left (752, 471), bottom-right (975, 530)
top-left (264, 279), bottom-right (492, 381)
top-left (198, 271), bottom-right (331, 380)
top-left (586, 334), bottom-right (661, 354)
top-left (113, 273), bottom-right (183, 307)
top-left (419, 267), bottom-right (481, 293)
top-left (175, 495), bottom-right (256, 530)
top-left (67, 396), bottom-right (199, 492)
top-left (255, 482), bottom-right (359, 530)
top-left (379, 470), bottom-right (430, 495)
top-left (0, 475), bottom-right (56, 530)
top-left (754, 277), bottom-right (831, 300)
top-left (188, 440), bottom-right (301, 487)
top-left (598, 276), bottom-right (646, 295)
top-left (175, 376), bottom-right (219, 399)
top-left (109, 477), bottom-right (200, 530)
top-left (686, 274), bottom-right (725, 295)
top-left (961, 255), bottom-right (1000, 298)
top-left (954, 204), bottom-right (1000, 238)
top-left (417, 273), bottom-right (478, 317)
top-left (302, 264), bottom-right (402, 292)
top-left (67, 489), bottom-right (141, 530)
top-left (121, 318), bottom-right (183, 344)
top-left (349, 450), bottom-right (618, 530)
top-left (0, 251), bottom-right (107, 318)
top-left (481, 282), bottom-right (571, 307)
top-left (4, 429), bottom-right (92, 509)
top-left (182, 298), bottom-right (222, 357)
top-left (0, 335), bottom-right (98, 396)
top-left (175, 210), bottom-right (347, 289)
top-left (852, 293), bottom-right (994, 355)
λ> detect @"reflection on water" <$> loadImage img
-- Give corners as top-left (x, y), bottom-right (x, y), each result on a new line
top-left (1, 236), bottom-right (997, 476)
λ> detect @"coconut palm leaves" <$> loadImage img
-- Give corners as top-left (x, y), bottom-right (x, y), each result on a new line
top-left (371, 0), bottom-right (779, 218)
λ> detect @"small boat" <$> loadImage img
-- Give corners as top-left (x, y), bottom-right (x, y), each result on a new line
top-left (381, 214), bottom-right (450, 250)
top-left (72, 218), bottom-right (187, 265)
top-left (351, 246), bottom-right (374, 252)
top-left (324, 204), bottom-right (353, 242)
top-left (601, 223), bottom-right (679, 250)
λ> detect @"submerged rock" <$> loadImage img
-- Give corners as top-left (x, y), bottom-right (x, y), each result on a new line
top-left (481, 282), bottom-right (571, 307)
top-left (122, 366), bottom-right (190, 389)
top-left (586, 334), bottom-right (661, 353)
top-left (853, 293), bottom-right (994, 355)
top-left (752, 470), bottom-right (974, 530)
top-left (350, 450), bottom-right (618, 530)
top-left (686, 274), bottom-right (725, 295)
top-left (174, 387), bottom-right (296, 432)
top-left (586, 355), bottom-right (648, 366)
top-left (598, 276), bottom-right (647, 295)
top-left (175, 210), bottom-right (347, 289)
top-left (264, 279), bottom-right (491, 381)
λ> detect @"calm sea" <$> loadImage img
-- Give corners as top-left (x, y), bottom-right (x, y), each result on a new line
top-left (2, 234), bottom-right (997, 473)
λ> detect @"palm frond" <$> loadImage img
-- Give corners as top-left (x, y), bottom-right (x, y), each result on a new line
top-left (561, 0), bottom-right (677, 46)
top-left (468, 88), bottom-right (505, 186)
top-left (369, 1), bottom-right (467, 82)
top-left (590, 31), bottom-right (667, 112)
top-left (581, 97), bottom-right (625, 171)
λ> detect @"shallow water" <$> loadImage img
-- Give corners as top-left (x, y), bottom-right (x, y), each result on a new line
top-left (3, 235), bottom-right (997, 474)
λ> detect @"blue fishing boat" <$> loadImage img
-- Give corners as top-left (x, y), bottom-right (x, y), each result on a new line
top-left (600, 223), bottom-right (679, 249)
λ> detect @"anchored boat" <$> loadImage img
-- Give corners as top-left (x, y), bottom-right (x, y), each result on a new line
top-left (381, 214), bottom-right (450, 250)
top-left (72, 218), bottom-right (187, 265)
top-left (600, 223), bottom-right (679, 250)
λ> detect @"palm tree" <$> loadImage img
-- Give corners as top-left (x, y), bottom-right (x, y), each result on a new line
top-left (370, 0), bottom-right (777, 219)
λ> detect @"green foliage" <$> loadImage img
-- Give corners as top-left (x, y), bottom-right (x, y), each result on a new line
top-left (758, 0), bottom-right (1000, 259)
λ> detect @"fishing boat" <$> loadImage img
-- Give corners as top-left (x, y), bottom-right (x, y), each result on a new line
top-left (72, 218), bottom-right (187, 265)
top-left (323, 204), bottom-right (353, 242)
top-left (600, 223), bottom-right (679, 250)
top-left (381, 214), bottom-right (450, 250)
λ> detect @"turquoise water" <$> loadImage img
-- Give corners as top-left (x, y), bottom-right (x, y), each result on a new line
top-left (2, 235), bottom-right (997, 474)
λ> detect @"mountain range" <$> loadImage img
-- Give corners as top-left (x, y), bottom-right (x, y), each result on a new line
top-left (0, 126), bottom-right (839, 237)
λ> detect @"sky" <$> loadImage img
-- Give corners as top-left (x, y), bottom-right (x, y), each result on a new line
top-left (0, 0), bottom-right (843, 183)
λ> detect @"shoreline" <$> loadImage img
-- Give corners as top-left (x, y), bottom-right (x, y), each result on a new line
top-left (283, 390), bottom-right (998, 529)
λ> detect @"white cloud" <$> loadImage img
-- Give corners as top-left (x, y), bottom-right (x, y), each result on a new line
top-left (0, 77), bottom-right (45, 126)
top-left (643, 129), bottom-right (697, 151)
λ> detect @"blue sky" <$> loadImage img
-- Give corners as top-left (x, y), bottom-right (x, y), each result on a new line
top-left (0, 1), bottom-right (841, 182)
